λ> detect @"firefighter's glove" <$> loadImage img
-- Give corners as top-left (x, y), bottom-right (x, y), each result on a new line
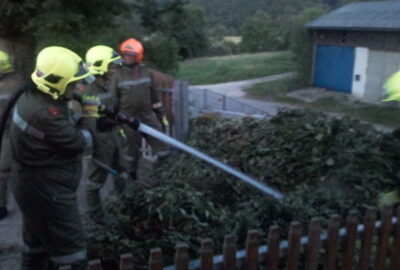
top-left (129, 117), bottom-right (140, 130)
top-left (81, 94), bottom-right (101, 118)
top-left (97, 115), bottom-right (120, 132)
top-left (378, 190), bottom-right (400, 208)
top-left (161, 116), bottom-right (169, 127)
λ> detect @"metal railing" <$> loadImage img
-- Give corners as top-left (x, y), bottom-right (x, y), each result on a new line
top-left (189, 88), bottom-right (272, 119)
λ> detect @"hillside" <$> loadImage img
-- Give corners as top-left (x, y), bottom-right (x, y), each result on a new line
top-left (188, 0), bottom-right (386, 33)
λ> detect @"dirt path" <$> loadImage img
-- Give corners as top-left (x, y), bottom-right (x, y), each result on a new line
top-left (190, 72), bottom-right (295, 97)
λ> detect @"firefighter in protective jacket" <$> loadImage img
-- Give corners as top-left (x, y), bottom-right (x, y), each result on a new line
top-left (110, 38), bottom-right (169, 179)
top-left (10, 46), bottom-right (98, 270)
top-left (0, 50), bottom-right (22, 220)
top-left (84, 45), bottom-right (128, 223)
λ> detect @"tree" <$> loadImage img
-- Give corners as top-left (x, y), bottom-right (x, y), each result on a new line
top-left (240, 11), bottom-right (280, 53)
top-left (289, 7), bottom-right (328, 86)
top-left (131, 0), bottom-right (208, 58)
top-left (144, 32), bottom-right (181, 73)
top-left (0, 0), bottom-right (128, 76)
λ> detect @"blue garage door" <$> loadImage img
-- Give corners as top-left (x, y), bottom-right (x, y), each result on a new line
top-left (314, 45), bottom-right (355, 94)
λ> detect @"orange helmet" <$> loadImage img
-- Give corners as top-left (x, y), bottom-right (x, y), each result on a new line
top-left (119, 38), bottom-right (144, 63)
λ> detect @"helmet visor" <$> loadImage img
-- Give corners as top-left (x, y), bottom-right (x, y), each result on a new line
top-left (111, 51), bottom-right (122, 65)
top-left (74, 61), bottom-right (95, 84)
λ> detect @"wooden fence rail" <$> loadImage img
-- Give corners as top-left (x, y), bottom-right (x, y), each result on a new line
top-left (61, 205), bottom-right (400, 270)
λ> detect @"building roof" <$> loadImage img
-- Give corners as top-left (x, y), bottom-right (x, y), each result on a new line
top-left (307, 1), bottom-right (400, 32)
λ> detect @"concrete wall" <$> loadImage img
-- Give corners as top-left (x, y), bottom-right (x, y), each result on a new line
top-left (364, 50), bottom-right (400, 103)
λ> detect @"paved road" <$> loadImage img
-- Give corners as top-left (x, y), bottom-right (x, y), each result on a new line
top-left (189, 72), bottom-right (300, 118)
top-left (190, 72), bottom-right (295, 97)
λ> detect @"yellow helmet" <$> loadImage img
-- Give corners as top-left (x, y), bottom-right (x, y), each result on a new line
top-left (383, 71), bottom-right (400, 102)
top-left (85, 45), bottom-right (121, 76)
top-left (31, 46), bottom-right (95, 99)
top-left (0, 50), bottom-right (12, 73)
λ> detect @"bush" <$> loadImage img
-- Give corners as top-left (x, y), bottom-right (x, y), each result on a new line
top-left (86, 110), bottom-right (400, 268)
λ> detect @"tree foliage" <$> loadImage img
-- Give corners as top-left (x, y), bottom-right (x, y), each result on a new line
top-left (189, 0), bottom-right (387, 34)
top-left (143, 33), bottom-right (181, 73)
top-left (0, 0), bottom-right (129, 76)
top-left (131, 0), bottom-right (208, 59)
top-left (289, 7), bottom-right (328, 86)
top-left (240, 11), bottom-right (281, 53)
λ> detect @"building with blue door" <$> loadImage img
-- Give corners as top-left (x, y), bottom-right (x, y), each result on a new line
top-left (307, 1), bottom-right (400, 103)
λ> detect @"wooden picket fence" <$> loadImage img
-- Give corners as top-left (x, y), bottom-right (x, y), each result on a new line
top-left (60, 205), bottom-right (400, 270)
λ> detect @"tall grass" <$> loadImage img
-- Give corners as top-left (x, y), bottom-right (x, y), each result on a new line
top-left (176, 51), bottom-right (294, 85)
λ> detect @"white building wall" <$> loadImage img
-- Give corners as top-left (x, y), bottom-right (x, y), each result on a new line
top-left (364, 50), bottom-right (400, 103)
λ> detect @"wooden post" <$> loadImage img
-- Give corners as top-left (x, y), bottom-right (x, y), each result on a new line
top-left (172, 80), bottom-right (189, 141)
top-left (358, 207), bottom-right (376, 270)
top-left (223, 234), bottom-right (237, 270)
top-left (266, 225), bottom-right (280, 270)
top-left (286, 222), bottom-right (302, 270)
top-left (200, 239), bottom-right (214, 270)
top-left (324, 214), bottom-right (341, 270)
top-left (306, 217), bottom-right (322, 270)
top-left (175, 244), bottom-right (189, 270)
top-left (120, 253), bottom-right (134, 270)
top-left (245, 230), bottom-right (259, 270)
top-left (148, 248), bottom-right (163, 270)
top-left (374, 206), bottom-right (392, 270)
top-left (341, 210), bottom-right (358, 270)
top-left (390, 205), bottom-right (400, 270)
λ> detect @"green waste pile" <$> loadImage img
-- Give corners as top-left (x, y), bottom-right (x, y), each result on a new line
top-left (85, 109), bottom-right (400, 268)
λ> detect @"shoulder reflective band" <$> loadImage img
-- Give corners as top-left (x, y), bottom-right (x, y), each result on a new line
top-left (118, 77), bottom-right (151, 88)
top-left (23, 243), bottom-right (44, 254)
top-left (80, 129), bottom-right (93, 149)
top-left (51, 250), bottom-right (87, 265)
top-left (13, 109), bottom-right (45, 140)
top-left (97, 93), bottom-right (113, 101)
top-left (152, 102), bottom-right (162, 109)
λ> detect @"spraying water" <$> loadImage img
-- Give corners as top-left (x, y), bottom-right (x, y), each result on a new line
top-left (139, 124), bottom-right (284, 199)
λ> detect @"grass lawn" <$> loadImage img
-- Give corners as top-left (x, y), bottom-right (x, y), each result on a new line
top-left (176, 51), bottom-right (294, 85)
top-left (246, 78), bottom-right (400, 129)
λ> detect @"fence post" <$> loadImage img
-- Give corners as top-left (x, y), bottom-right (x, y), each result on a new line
top-left (222, 95), bottom-right (226, 110)
top-left (286, 222), bottom-right (302, 270)
top-left (306, 217), bottom-right (322, 270)
top-left (266, 225), bottom-right (280, 270)
top-left (119, 253), bottom-right (134, 270)
top-left (175, 244), bottom-right (189, 270)
top-left (200, 239), bottom-right (214, 270)
top-left (341, 210), bottom-right (359, 270)
top-left (245, 230), bottom-right (259, 270)
top-left (148, 248), bottom-right (163, 270)
top-left (358, 206), bottom-right (376, 270)
top-left (324, 214), bottom-right (341, 270)
top-left (88, 259), bottom-right (103, 270)
top-left (223, 234), bottom-right (237, 270)
top-left (374, 206), bottom-right (392, 270)
top-left (390, 205), bottom-right (400, 270)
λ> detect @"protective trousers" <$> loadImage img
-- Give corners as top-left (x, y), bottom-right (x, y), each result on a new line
top-left (85, 130), bottom-right (126, 218)
top-left (12, 164), bottom-right (87, 270)
top-left (123, 111), bottom-right (169, 174)
top-left (0, 135), bottom-right (12, 208)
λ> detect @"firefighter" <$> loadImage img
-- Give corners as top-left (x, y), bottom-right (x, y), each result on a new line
top-left (84, 45), bottom-right (128, 223)
top-left (110, 38), bottom-right (169, 180)
top-left (379, 70), bottom-right (400, 207)
top-left (10, 46), bottom-right (99, 269)
top-left (0, 50), bottom-right (22, 220)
